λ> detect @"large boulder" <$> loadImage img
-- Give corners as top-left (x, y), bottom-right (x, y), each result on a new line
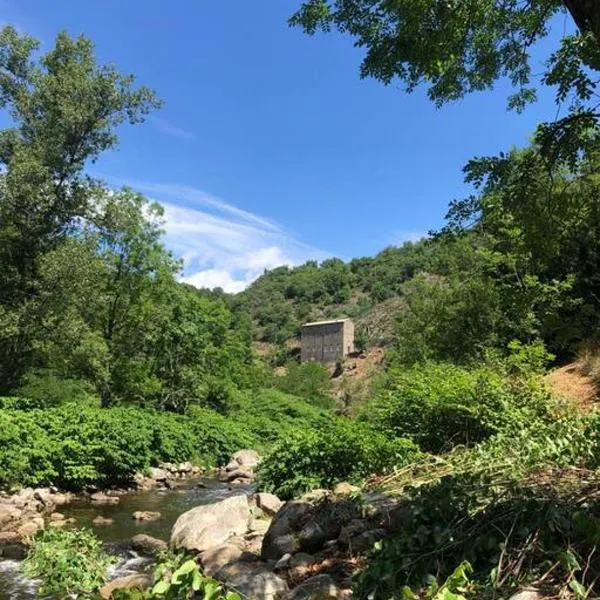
top-left (262, 498), bottom-right (360, 560)
top-left (149, 467), bottom-right (170, 482)
top-left (171, 495), bottom-right (250, 553)
top-left (216, 561), bottom-right (288, 600)
top-left (231, 449), bottom-right (261, 469)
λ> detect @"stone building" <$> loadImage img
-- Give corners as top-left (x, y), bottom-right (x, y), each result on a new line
top-left (300, 318), bottom-right (355, 363)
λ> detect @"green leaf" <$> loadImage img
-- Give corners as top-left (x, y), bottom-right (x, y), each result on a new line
top-left (151, 580), bottom-right (170, 595)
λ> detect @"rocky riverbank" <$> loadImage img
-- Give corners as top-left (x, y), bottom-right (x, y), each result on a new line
top-left (100, 449), bottom-right (405, 600)
top-left (0, 460), bottom-right (206, 562)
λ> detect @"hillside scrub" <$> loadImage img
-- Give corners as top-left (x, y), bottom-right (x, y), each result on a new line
top-left (356, 410), bottom-right (599, 599)
top-left (258, 419), bottom-right (420, 499)
top-left (362, 361), bottom-right (557, 454)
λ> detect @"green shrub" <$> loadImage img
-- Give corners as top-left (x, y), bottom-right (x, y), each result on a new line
top-left (273, 362), bottom-right (334, 409)
top-left (258, 419), bottom-right (419, 499)
top-left (226, 389), bottom-right (334, 448)
top-left (363, 362), bottom-right (555, 453)
top-left (0, 404), bottom-right (257, 490)
top-left (15, 370), bottom-right (99, 408)
top-left (23, 528), bottom-right (114, 596)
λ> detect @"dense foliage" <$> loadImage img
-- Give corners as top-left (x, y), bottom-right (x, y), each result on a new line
top-left (0, 404), bottom-right (254, 489)
top-left (363, 361), bottom-right (556, 453)
top-left (23, 528), bottom-right (114, 596)
top-left (258, 419), bottom-right (419, 499)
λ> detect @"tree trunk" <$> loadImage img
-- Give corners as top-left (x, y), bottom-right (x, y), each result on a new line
top-left (563, 0), bottom-right (600, 47)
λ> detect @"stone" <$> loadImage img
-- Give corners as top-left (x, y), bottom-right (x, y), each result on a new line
top-left (201, 541), bottom-right (245, 576)
top-left (149, 467), bottom-right (170, 482)
top-left (255, 493), bottom-right (284, 516)
top-left (132, 511), bottom-right (161, 521)
top-left (346, 529), bottom-right (387, 554)
top-left (90, 493), bottom-right (120, 505)
top-left (99, 573), bottom-right (153, 599)
top-left (338, 519), bottom-right (369, 547)
top-left (51, 492), bottom-right (72, 506)
top-left (231, 449), bottom-right (261, 469)
top-left (288, 552), bottom-right (315, 579)
top-left (333, 482), bottom-right (360, 496)
top-left (49, 512), bottom-right (65, 521)
top-left (261, 501), bottom-right (311, 560)
top-left (16, 520), bottom-right (42, 540)
top-left (262, 498), bottom-right (360, 560)
top-left (0, 531), bottom-right (20, 545)
top-left (248, 518), bottom-right (271, 536)
top-left (0, 504), bottom-right (22, 527)
top-left (282, 574), bottom-right (341, 600)
top-left (178, 461), bottom-right (193, 473)
top-left (508, 592), bottom-right (543, 600)
top-left (1, 543), bottom-right (26, 559)
top-left (224, 461), bottom-right (240, 473)
top-left (227, 467), bottom-right (254, 482)
top-left (170, 494), bottom-right (250, 553)
top-left (216, 561), bottom-right (288, 600)
top-left (300, 489), bottom-right (331, 503)
top-left (131, 533), bottom-right (168, 555)
top-left (93, 516), bottom-right (115, 526)
top-left (274, 552), bottom-right (293, 571)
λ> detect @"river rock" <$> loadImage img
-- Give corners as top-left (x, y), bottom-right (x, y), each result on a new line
top-left (178, 461), bottom-right (193, 474)
top-left (333, 482), bottom-right (360, 497)
top-left (132, 510), bottom-right (161, 521)
top-left (171, 494), bottom-right (250, 553)
top-left (282, 574), bottom-right (341, 600)
top-left (508, 592), bottom-right (542, 600)
top-left (93, 516), bottom-right (115, 526)
top-left (338, 519), bottom-right (369, 547)
top-left (226, 466), bottom-right (254, 482)
top-left (149, 467), bottom-right (170, 482)
top-left (90, 492), bottom-right (120, 505)
top-left (0, 504), bottom-right (22, 527)
top-left (16, 519), bottom-right (43, 540)
top-left (255, 493), bottom-right (284, 517)
top-left (262, 498), bottom-right (360, 560)
top-left (131, 533), bottom-right (168, 555)
top-left (201, 540), bottom-right (246, 576)
top-left (345, 528), bottom-right (387, 554)
top-left (100, 573), bottom-right (153, 599)
top-left (49, 512), bottom-right (65, 521)
top-left (216, 561), bottom-right (288, 600)
top-left (288, 552), bottom-right (315, 579)
top-left (231, 449), bottom-right (261, 469)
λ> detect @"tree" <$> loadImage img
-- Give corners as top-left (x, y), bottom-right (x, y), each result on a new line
top-left (0, 26), bottom-right (159, 392)
top-left (290, 1), bottom-right (600, 161)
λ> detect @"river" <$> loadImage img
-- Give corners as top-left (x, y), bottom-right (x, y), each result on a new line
top-left (0, 477), bottom-right (245, 599)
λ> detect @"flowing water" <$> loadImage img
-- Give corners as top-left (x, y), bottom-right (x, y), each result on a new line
top-left (0, 477), bottom-right (247, 599)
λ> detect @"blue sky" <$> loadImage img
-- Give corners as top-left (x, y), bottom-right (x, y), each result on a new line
top-left (3, 1), bottom-right (571, 291)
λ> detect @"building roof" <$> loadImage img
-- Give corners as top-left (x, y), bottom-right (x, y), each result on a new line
top-left (302, 318), bottom-right (351, 328)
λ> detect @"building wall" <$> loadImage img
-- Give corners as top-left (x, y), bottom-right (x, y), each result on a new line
top-left (301, 320), bottom-right (354, 363)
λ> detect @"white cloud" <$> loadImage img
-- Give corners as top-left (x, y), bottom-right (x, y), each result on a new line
top-left (112, 178), bottom-right (330, 293)
top-left (151, 117), bottom-right (196, 141)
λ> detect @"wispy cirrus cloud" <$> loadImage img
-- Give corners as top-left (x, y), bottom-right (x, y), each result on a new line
top-left (109, 177), bottom-right (330, 292)
top-left (151, 117), bottom-right (196, 141)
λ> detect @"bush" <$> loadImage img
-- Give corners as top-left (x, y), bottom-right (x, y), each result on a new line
top-left (258, 419), bottom-right (419, 499)
top-left (0, 404), bottom-right (256, 490)
top-left (273, 362), bottom-right (334, 409)
top-left (23, 528), bottom-right (113, 596)
top-left (363, 362), bottom-right (555, 453)
top-left (226, 389), bottom-right (334, 449)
